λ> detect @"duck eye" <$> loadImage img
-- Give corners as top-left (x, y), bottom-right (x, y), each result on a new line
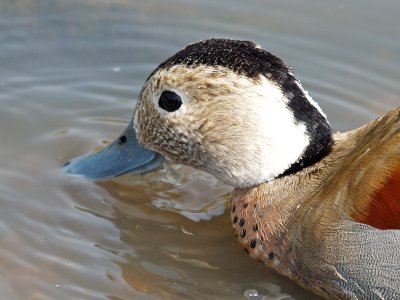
top-left (158, 91), bottom-right (182, 112)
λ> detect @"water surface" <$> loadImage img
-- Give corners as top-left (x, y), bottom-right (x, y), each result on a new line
top-left (1, 0), bottom-right (399, 299)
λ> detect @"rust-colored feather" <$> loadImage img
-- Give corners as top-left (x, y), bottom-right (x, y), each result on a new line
top-left (347, 108), bottom-right (400, 229)
top-left (356, 168), bottom-right (400, 229)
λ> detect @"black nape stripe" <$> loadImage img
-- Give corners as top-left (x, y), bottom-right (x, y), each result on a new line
top-left (278, 79), bottom-right (334, 177)
top-left (280, 72), bottom-right (333, 177)
top-left (279, 136), bottom-right (333, 178)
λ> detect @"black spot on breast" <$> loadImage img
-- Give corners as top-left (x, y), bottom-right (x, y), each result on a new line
top-left (239, 218), bottom-right (245, 227)
top-left (268, 252), bottom-right (275, 260)
top-left (233, 216), bottom-right (237, 224)
top-left (243, 203), bottom-right (248, 208)
top-left (240, 229), bottom-right (246, 238)
top-left (250, 239), bottom-right (257, 248)
top-left (232, 205), bottom-right (236, 213)
top-left (252, 224), bottom-right (258, 231)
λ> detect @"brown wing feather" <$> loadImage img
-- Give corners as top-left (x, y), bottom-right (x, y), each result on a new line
top-left (355, 166), bottom-right (400, 229)
top-left (347, 108), bottom-right (400, 229)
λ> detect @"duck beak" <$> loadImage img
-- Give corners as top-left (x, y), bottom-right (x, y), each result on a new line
top-left (62, 119), bottom-right (164, 180)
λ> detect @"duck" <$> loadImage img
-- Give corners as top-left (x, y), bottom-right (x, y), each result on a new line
top-left (63, 38), bottom-right (400, 299)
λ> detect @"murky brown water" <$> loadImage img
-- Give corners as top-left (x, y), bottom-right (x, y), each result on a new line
top-left (1, 0), bottom-right (399, 299)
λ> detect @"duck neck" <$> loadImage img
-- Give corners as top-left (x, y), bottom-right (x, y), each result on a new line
top-left (230, 167), bottom-right (326, 278)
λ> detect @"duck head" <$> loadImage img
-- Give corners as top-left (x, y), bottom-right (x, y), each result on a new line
top-left (64, 39), bottom-right (333, 187)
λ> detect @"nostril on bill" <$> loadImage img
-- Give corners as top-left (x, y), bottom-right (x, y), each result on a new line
top-left (118, 135), bottom-right (127, 145)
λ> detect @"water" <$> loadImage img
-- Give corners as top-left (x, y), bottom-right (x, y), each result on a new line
top-left (1, 0), bottom-right (399, 299)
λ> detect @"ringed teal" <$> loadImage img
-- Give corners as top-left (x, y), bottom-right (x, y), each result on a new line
top-left (63, 39), bottom-right (400, 299)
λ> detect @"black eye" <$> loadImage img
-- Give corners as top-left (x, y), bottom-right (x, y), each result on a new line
top-left (158, 91), bottom-right (182, 112)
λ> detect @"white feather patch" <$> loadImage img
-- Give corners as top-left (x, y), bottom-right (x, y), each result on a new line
top-left (214, 76), bottom-right (310, 187)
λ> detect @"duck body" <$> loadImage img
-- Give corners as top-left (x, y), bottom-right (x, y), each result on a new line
top-left (232, 108), bottom-right (400, 299)
top-left (64, 39), bottom-right (400, 299)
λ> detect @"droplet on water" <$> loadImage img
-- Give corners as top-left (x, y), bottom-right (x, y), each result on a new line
top-left (244, 289), bottom-right (260, 299)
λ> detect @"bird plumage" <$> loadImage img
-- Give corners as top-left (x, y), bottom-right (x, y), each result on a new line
top-left (232, 108), bottom-right (400, 298)
top-left (65, 38), bottom-right (400, 299)
top-left (135, 39), bottom-right (400, 298)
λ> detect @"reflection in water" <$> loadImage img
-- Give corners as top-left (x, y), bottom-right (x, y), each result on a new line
top-left (102, 172), bottom-right (303, 299)
top-left (0, 0), bottom-right (399, 299)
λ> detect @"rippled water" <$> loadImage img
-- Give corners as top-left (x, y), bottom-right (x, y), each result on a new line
top-left (1, 0), bottom-right (399, 299)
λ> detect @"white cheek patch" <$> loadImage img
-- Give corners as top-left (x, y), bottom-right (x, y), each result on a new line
top-left (211, 76), bottom-right (310, 187)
